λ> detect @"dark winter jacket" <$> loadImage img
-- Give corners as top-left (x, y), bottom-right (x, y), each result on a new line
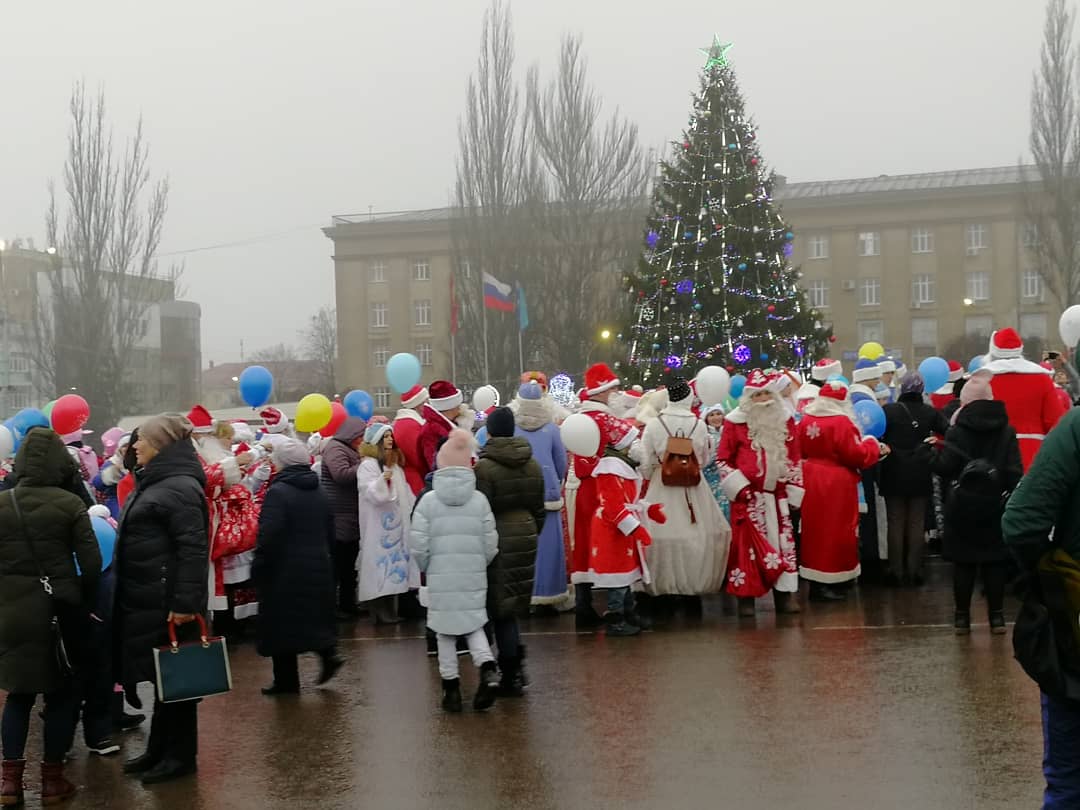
top-left (319, 418), bottom-right (366, 545)
top-left (113, 438), bottom-right (209, 686)
top-left (0, 429), bottom-right (101, 694)
top-left (252, 465), bottom-right (337, 657)
top-left (1003, 407), bottom-right (1080, 572)
top-left (930, 400), bottom-right (1022, 564)
top-left (474, 437), bottom-right (545, 620)
top-left (880, 393), bottom-right (950, 497)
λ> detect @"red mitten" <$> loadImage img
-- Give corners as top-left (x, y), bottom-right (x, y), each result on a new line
top-left (647, 503), bottom-right (667, 524)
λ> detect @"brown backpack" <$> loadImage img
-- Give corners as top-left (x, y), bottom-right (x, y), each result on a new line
top-left (657, 415), bottom-right (701, 487)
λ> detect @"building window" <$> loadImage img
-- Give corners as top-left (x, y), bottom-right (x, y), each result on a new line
top-left (8, 354), bottom-right (29, 373)
top-left (965, 316), bottom-right (993, 337)
top-left (372, 344), bottom-right (389, 367)
top-left (414, 299), bottom-right (432, 327)
top-left (457, 257), bottom-right (473, 279)
top-left (911, 317), bottom-right (938, 355)
top-left (8, 390), bottom-right (30, 410)
top-left (808, 235), bottom-right (829, 260)
top-left (416, 343), bottom-right (433, 367)
top-left (966, 223), bottom-right (988, 254)
top-left (911, 227), bottom-right (934, 254)
top-left (857, 231), bottom-right (880, 257)
top-left (966, 271), bottom-right (990, 301)
top-left (369, 261), bottom-right (387, 283)
top-left (374, 386), bottom-right (391, 410)
top-left (1023, 269), bottom-right (1044, 299)
top-left (912, 274), bottom-right (935, 305)
top-left (859, 278), bottom-right (880, 307)
top-left (1022, 223), bottom-right (1040, 248)
top-left (413, 258), bottom-right (431, 281)
top-left (858, 321), bottom-right (884, 346)
top-left (371, 302), bottom-right (388, 328)
top-left (808, 280), bottom-right (829, 309)
top-left (1020, 313), bottom-right (1049, 340)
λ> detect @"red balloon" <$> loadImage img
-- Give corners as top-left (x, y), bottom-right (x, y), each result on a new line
top-left (51, 394), bottom-right (91, 436)
top-left (319, 402), bottom-right (347, 436)
top-left (829, 335), bottom-right (838, 343)
top-left (767, 304), bottom-right (776, 313)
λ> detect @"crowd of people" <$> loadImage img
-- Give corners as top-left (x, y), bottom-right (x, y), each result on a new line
top-left (0, 323), bottom-right (1078, 803)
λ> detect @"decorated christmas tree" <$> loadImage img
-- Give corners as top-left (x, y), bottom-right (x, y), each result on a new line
top-left (622, 37), bottom-right (831, 385)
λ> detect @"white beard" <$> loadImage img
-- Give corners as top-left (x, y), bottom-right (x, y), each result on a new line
top-left (743, 399), bottom-right (791, 478)
top-left (455, 407), bottom-right (477, 430)
top-left (195, 435), bottom-right (229, 464)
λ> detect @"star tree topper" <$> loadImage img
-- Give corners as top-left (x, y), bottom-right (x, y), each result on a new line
top-left (700, 35), bottom-right (733, 69)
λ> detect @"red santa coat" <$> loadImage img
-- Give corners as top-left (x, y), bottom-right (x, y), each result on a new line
top-left (987, 359), bottom-right (1066, 471)
top-left (392, 409), bottom-right (426, 495)
top-left (716, 409), bottom-right (803, 598)
top-left (929, 392), bottom-right (955, 411)
top-left (201, 455), bottom-right (259, 610)
top-left (580, 456), bottom-right (652, 587)
top-left (417, 405), bottom-right (456, 479)
top-left (796, 404), bottom-right (881, 583)
top-left (569, 401), bottom-right (619, 584)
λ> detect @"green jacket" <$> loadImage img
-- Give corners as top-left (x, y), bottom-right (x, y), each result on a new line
top-left (0, 429), bottom-right (101, 694)
top-left (475, 437), bottom-right (545, 620)
top-left (1002, 407), bottom-right (1080, 571)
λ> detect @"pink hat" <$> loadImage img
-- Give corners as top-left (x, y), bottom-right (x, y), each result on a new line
top-left (435, 428), bottom-right (476, 469)
top-left (960, 370), bottom-right (994, 406)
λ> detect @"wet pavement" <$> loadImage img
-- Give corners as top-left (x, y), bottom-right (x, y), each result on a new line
top-left (17, 559), bottom-right (1044, 809)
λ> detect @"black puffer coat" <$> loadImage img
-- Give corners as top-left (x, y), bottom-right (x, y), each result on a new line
top-left (0, 429), bottom-right (100, 694)
top-left (252, 465), bottom-right (337, 657)
top-left (931, 400), bottom-right (1023, 563)
top-left (113, 439), bottom-right (209, 685)
top-left (475, 437), bottom-right (545, 619)
top-left (319, 418), bottom-right (366, 545)
top-left (880, 393), bottom-right (950, 497)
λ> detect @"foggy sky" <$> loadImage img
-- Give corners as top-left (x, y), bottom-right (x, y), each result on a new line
top-left (0, 1), bottom-right (1043, 367)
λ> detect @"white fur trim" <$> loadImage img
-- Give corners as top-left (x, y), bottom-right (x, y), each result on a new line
top-left (852, 367), bottom-right (881, 384)
top-left (429, 390), bottom-right (463, 411)
top-left (720, 468), bottom-right (751, 501)
top-left (401, 387), bottom-right (429, 410)
top-left (786, 484), bottom-right (804, 509)
top-left (934, 382), bottom-right (954, 395)
top-left (586, 378), bottom-right (620, 396)
top-left (578, 401), bottom-right (613, 414)
top-left (544, 498), bottom-right (564, 511)
top-left (593, 455), bottom-right (641, 480)
top-left (579, 569), bottom-right (644, 588)
top-left (876, 360), bottom-right (896, 374)
top-left (799, 564), bottom-right (861, 584)
top-left (724, 407), bottom-right (748, 425)
top-left (796, 382), bottom-right (819, 402)
top-left (617, 514), bottom-right (641, 535)
top-left (805, 397), bottom-right (851, 418)
top-left (394, 409), bottom-right (424, 425)
top-left (233, 601), bottom-right (260, 619)
top-left (811, 360), bottom-right (842, 382)
top-left (984, 358), bottom-right (1053, 376)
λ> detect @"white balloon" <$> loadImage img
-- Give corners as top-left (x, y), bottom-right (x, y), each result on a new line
top-left (0, 426), bottom-right (12, 459)
top-left (560, 413), bottom-right (601, 457)
top-left (694, 365), bottom-right (732, 406)
top-left (472, 385), bottom-right (500, 412)
top-left (1060, 305), bottom-right (1080, 347)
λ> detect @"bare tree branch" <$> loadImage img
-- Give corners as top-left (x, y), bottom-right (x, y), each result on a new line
top-left (300, 307), bottom-right (338, 395)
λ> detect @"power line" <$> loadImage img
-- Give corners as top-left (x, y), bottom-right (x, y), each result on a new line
top-left (153, 222), bottom-right (325, 259)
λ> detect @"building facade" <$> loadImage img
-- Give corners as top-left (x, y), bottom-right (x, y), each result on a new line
top-left (326, 166), bottom-right (1052, 401)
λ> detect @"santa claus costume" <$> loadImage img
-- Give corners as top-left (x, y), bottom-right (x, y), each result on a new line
top-left (716, 370), bottom-right (803, 616)
top-left (929, 361), bottom-right (964, 411)
top-left (984, 327), bottom-right (1067, 471)
top-left (417, 380), bottom-right (475, 479)
top-left (393, 384), bottom-right (429, 496)
top-left (189, 405), bottom-right (260, 620)
top-left (810, 358), bottom-right (842, 389)
top-left (797, 379), bottom-right (884, 600)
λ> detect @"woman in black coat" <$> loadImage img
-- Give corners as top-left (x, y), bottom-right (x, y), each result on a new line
top-left (930, 372), bottom-right (1022, 634)
top-left (880, 372), bottom-right (949, 586)
top-left (113, 415), bottom-right (209, 786)
top-left (253, 439), bottom-right (343, 695)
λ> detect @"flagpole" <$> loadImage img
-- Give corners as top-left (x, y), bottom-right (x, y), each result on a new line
top-left (481, 270), bottom-right (489, 382)
top-left (518, 329), bottom-right (524, 375)
top-left (451, 332), bottom-right (457, 381)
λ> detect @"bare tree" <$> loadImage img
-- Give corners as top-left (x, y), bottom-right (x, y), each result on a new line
top-left (525, 35), bottom-right (650, 373)
top-left (1027, 0), bottom-right (1080, 309)
top-left (34, 82), bottom-right (179, 429)
top-left (301, 307), bottom-right (338, 394)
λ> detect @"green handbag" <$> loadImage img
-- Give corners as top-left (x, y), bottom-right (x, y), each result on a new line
top-left (153, 616), bottom-right (232, 703)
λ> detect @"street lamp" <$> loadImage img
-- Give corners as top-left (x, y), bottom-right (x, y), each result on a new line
top-left (963, 298), bottom-right (974, 307)
top-left (586, 328), bottom-right (614, 366)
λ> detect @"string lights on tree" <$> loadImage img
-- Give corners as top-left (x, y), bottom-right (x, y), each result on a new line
top-left (621, 36), bottom-right (831, 383)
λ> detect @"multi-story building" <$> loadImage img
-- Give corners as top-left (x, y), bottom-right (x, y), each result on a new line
top-left (326, 165), bottom-right (1052, 400)
top-left (0, 243), bottom-right (53, 413)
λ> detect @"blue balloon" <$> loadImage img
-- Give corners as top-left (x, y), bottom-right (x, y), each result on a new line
top-left (730, 374), bottom-right (748, 399)
top-left (918, 356), bottom-right (949, 393)
top-left (3, 419), bottom-right (21, 453)
top-left (853, 398), bottom-right (887, 439)
top-left (850, 391), bottom-right (872, 404)
top-left (343, 390), bottom-right (374, 420)
top-left (12, 409), bottom-right (49, 436)
top-left (91, 516), bottom-right (116, 571)
top-left (827, 374), bottom-right (850, 387)
top-left (968, 355), bottom-right (985, 373)
top-left (475, 425), bottom-right (489, 448)
top-left (238, 365), bottom-right (274, 408)
top-left (385, 353), bottom-right (422, 394)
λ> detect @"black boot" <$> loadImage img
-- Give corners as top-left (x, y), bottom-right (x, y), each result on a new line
top-left (516, 645), bottom-right (530, 689)
top-left (575, 584), bottom-right (604, 629)
top-left (683, 595), bottom-right (705, 619)
top-left (623, 592), bottom-right (653, 630)
top-left (496, 655), bottom-right (524, 698)
top-left (473, 662), bottom-right (499, 711)
top-left (954, 611), bottom-right (971, 635)
top-left (989, 611), bottom-right (1007, 635)
top-left (808, 583), bottom-right (847, 603)
top-left (441, 678), bottom-right (463, 713)
top-left (317, 649), bottom-right (345, 685)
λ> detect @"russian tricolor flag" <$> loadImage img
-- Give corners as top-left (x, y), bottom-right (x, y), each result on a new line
top-left (483, 272), bottom-right (515, 312)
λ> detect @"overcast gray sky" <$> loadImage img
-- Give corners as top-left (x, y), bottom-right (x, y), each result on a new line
top-left (0, 0), bottom-right (1044, 365)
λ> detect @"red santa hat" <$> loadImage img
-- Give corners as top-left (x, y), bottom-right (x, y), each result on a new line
top-left (600, 413), bottom-right (638, 451)
top-left (400, 385), bottom-right (429, 410)
top-left (260, 407), bottom-right (289, 435)
top-left (819, 378), bottom-right (848, 401)
top-left (989, 328), bottom-right (1024, 361)
top-left (947, 360), bottom-right (963, 383)
top-left (584, 363), bottom-right (620, 397)
top-left (811, 358), bottom-right (842, 382)
top-left (743, 369), bottom-right (772, 393)
top-left (428, 380), bottom-right (463, 412)
top-left (186, 405), bottom-right (215, 434)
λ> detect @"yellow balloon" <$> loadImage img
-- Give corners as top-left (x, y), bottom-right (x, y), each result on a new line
top-left (858, 341), bottom-right (884, 360)
top-left (295, 393), bottom-right (332, 433)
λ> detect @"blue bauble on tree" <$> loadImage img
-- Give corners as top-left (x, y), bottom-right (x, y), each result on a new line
top-left (785, 231), bottom-right (794, 241)
top-left (727, 143), bottom-right (738, 151)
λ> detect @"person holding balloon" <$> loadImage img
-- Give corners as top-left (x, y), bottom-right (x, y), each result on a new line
top-left (797, 379), bottom-right (888, 601)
